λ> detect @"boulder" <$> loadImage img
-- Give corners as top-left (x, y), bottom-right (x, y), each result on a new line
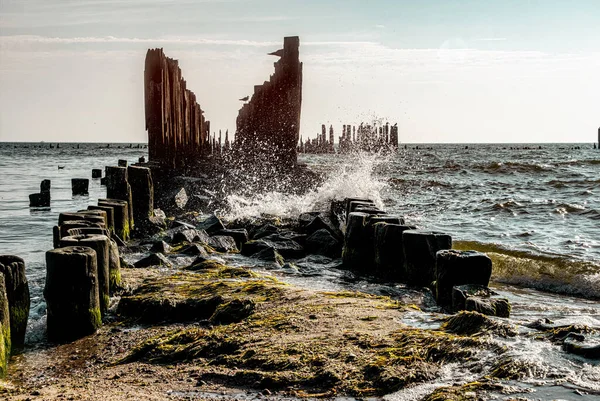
top-left (196, 214), bottom-right (225, 235)
top-left (252, 224), bottom-right (279, 240)
top-left (242, 239), bottom-right (304, 259)
top-left (173, 187), bottom-right (188, 210)
top-left (181, 244), bottom-right (210, 257)
top-left (133, 253), bottom-right (172, 268)
top-left (435, 250), bottom-right (492, 307)
top-left (465, 297), bottom-right (511, 318)
top-left (305, 214), bottom-right (343, 240)
top-left (213, 229), bottom-right (249, 250)
top-left (306, 229), bottom-right (341, 258)
top-left (0, 255), bottom-right (30, 349)
top-left (150, 240), bottom-right (172, 254)
top-left (172, 228), bottom-right (209, 245)
top-left (207, 236), bottom-right (238, 253)
top-left (402, 230), bottom-right (452, 287)
top-left (452, 284), bottom-right (496, 312)
top-left (298, 212), bottom-right (320, 228)
top-left (250, 247), bottom-right (284, 267)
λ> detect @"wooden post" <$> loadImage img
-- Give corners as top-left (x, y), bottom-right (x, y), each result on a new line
top-left (0, 255), bottom-right (30, 350)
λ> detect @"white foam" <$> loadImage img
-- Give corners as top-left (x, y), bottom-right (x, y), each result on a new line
top-left (223, 151), bottom-right (389, 221)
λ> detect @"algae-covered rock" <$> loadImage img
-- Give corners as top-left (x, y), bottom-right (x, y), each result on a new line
top-left (442, 311), bottom-right (517, 337)
top-left (181, 243), bottom-right (210, 257)
top-left (465, 297), bottom-right (511, 318)
top-left (196, 214), bottom-right (225, 234)
top-left (210, 299), bottom-right (255, 325)
top-left (207, 236), bottom-right (238, 253)
top-left (0, 255), bottom-right (30, 349)
top-left (0, 273), bottom-right (11, 378)
top-left (250, 247), bottom-right (285, 267)
top-left (150, 240), bottom-right (171, 254)
top-left (133, 253), bottom-right (172, 269)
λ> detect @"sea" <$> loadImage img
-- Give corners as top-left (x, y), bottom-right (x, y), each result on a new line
top-left (0, 141), bottom-right (599, 400)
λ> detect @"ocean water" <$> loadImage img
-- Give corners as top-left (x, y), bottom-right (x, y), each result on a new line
top-left (1, 141), bottom-right (599, 399)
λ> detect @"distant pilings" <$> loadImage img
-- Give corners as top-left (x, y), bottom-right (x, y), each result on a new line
top-left (145, 48), bottom-right (211, 169)
top-left (300, 122), bottom-right (399, 154)
top-left (29, 179), bottom-right (51, 207)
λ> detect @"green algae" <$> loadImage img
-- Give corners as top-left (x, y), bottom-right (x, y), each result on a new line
top-left (442, 311), bottom-right (517, 338)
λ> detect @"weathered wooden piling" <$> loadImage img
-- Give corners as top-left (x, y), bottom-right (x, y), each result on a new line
top-left (0, 274), bottom-right (11, 378)
top-left (58, 220), bottom-right (105, 241)
top-left (107, 238), bottom-right (121, 292)
top-left (44, 246), bottom-right (102, 342)
top-left (60, 235), bottom-right (111, 315)
top-left (29, 179), bottom-right (51, 207)
top-left (145, 48), bottom-right (211, 169)
top-left (0, 255), bottom-right (30, 349)
top-left (434, 250), bottom-right (492, 307)
top-left (58, 212), bottom-right (105, 227)
top-left (77, 209), bottom-right (108, 227)
top-left (105, 166), bottom-right (134, 229)
top-left (234, 36), bottom-right (303, 170)
top-left (342, 212), bottom-right (370, 271)
top-left (71, 178), bottom-right (89, 195)
top-left (98, 199), bottom-right (130, 241)
top-left (373, 223), bottom-right (415, 281)
top-left (66, 227), bottom-right (110, 237)
top-left (402, 230), bottom-right (452, 287)
top-left (92, 169), bottom-right (102, 178)
top-left (127, 166), bottom-right (154, 232)
top-left (87, 205), bottom-right (115, 234)
top-left (118, 159), bottom-right (128, 167)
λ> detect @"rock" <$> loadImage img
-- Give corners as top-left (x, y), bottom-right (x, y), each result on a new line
top-left (44, 246), bottom-right (102, 342)
top-left (209, 299), bottom-right (255, 325)
top-left (213, 229), bottom-right (248, 250)
top-left (298, 212), bottom-right (320, 228)
top-left (465, 297), bottom-right (511, 318)
top-left (154, 209), bottom-right (167, 219)
top-left (173, 188), bottom-right (188, 210)
top-left (250, 247), bottom-right (284, 267)
top-left (172, 220), bottom-right (196, 230)
top-left (181, 244), bottom-right (210, 257)
top-left (373, 223), bottom-right (415, 281)
top-left (242, 239), bottom-right (304, 259)
top-left (0, 273), bottom-right (10, 377)
top-left (306, 229), bottom-right (341, 258)
top-left (0, 255), bottom-right (30, 350)
top-left (207, 236), bottom-right (238, 253)
top-left (261, 232), bottom-right (307, 247)
top-left (402, 230), bottom-right (452, 287)
top-left (563, 339), bottom-right (600, 359)
top-left (252, 224), bottom-right (279, 240)
top-left (172, 228), bottom-right (209, 245)
top-left (150, 241), bottom-right (172, 254)
top-left (435, 250), bottom-right (492, 307)
top-left (305, 214), bottom-right (343, 240)
top-left (71, 178), bottom-right (89, 196)
top-left (133, 253), bottom-right (172, 268)
top-left (196, 214), bottom-right (225, 235)
top-left (451, 284), bottom-right (497, 312)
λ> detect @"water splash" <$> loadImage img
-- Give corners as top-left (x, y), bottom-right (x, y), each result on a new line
top-left (223, 151), bottom-right (389, 220)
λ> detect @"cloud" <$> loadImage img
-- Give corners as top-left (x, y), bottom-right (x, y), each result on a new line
top-left (475, 38), bottom-right (507, 42)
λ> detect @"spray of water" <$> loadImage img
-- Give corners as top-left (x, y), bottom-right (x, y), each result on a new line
top-left (223, 151), bottom-right (390, 221)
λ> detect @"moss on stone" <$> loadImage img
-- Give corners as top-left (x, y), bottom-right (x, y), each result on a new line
top-left (109, 268), bottom-right (122, 290)
top-left (441, 311), bottom-right (517, 338)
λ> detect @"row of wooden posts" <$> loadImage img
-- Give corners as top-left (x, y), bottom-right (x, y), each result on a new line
top-left (340, 198), bottom-right (509, 315)
top-left (43, 162), bottom-right (154, 344)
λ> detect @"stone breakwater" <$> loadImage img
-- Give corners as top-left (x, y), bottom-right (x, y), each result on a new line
top-left (1, 158), bottom-right (600, 400)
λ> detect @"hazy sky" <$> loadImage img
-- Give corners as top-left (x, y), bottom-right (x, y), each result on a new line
top-left (1, 0), bottom-right (599, 143)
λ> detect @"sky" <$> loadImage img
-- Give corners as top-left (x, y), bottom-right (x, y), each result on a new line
top-left (1, 0), bottom-right (599, 143)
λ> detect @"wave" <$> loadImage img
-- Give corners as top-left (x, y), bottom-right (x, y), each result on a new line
top-left (454, 241), bottom-right (600, 300)
top-left (223, 151), bottom-right (388, 221)
top-left (548, 178), bottom-right (600, 188)
top-left (474, 161), bottom-right (555, 174)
